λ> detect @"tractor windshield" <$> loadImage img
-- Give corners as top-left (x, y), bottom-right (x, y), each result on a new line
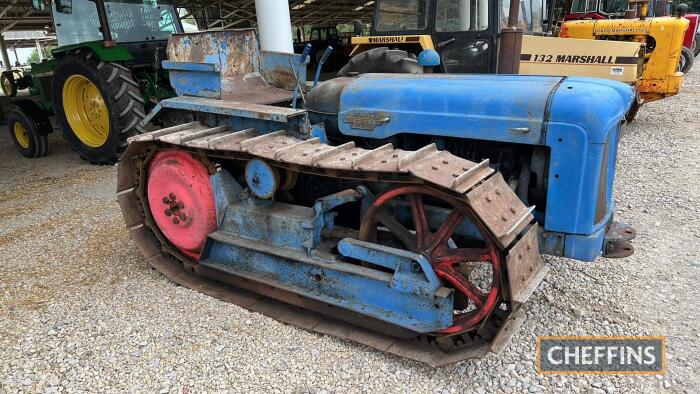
top-left (599, 0), bottom-right (628, 14)
top-left (570, 0), bottom-right (597, 13)
top-left (570, 0), bottom-right (625, 14)
top-left (53, 0), bottom-right (102, 46)
top-left (375, 0), bottom-right (430, 31)
top-left (435, 0), bottom-right (490, 31)
top-left (52, 0), bottom-right (181, 46)
top-left (375, 0), bottom-right (542, 34)
top-left (499, 0), bottom-right (544, 33)
top-left (105, 0), bottom-right (181, 42)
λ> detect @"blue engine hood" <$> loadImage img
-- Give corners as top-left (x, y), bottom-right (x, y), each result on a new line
top-left (338, 74), bottom-right (634, 145)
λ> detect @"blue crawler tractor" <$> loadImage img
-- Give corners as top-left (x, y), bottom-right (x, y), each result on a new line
top-left (117, 30), bottom-right (636, 366)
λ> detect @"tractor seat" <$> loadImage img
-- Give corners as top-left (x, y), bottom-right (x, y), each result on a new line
top-left (162, 29), bottom-right (302, 105)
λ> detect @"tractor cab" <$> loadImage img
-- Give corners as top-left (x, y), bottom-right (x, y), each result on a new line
top-left (565, 0), bottom-right (630, 20)
top-left (51, 0), bottom-right (183, 66)
top-left (349, 0), bottom-right (548, 74)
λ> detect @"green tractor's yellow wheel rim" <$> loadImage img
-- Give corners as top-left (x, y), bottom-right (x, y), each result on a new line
top-left (13, 121), bottom-right (30, 149)
top-left (62, 74), bottom-right (110, 148)
top-left (2, 76), bottom-right (12, 96)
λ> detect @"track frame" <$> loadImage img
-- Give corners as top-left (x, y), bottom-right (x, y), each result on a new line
top-left (117, 116), bottom-right (547, 366)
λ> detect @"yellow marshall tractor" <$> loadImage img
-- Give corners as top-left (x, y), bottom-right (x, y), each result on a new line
top-left (559, 0), bottom-right (689, 109)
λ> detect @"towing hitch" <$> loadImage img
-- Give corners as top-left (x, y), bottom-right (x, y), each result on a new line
top-left (603, 221), bottom-right (636, 258)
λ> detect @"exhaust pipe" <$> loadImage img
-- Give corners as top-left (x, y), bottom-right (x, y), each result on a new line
top-left (498, 0), bottom-right (524, 74)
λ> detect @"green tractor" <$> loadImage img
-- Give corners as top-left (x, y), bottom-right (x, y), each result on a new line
top-left (1, 67), bottom-right (34, 97)
top-left (6, 0), bottom-right (183, 163)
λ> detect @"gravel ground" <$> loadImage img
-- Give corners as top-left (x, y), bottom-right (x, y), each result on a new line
top-left (1, 69), bottom-right (698, 393)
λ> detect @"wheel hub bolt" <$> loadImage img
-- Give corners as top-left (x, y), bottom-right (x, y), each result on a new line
top-left (161, 192), bottom-right (188, 224)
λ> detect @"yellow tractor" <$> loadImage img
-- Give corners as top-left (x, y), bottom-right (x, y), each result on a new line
top-left (559, 1), bottom-right (689, 109)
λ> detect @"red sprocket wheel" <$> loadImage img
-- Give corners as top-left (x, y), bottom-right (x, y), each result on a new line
top-left (359, 185), bottom-right (502, 334)
top-left (146, 150), bottom-right (217, 259)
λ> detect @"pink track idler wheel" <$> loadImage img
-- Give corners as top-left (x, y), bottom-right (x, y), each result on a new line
top-left (146, 150), bottom-right (217, 259)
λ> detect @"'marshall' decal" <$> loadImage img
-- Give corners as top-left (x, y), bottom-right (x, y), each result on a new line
top-left (521, 54), bottom-right (637, 65)
top-left (367, 36), bottom-right (420, 44)
top-left (555, 55), bottom-right (614, 64)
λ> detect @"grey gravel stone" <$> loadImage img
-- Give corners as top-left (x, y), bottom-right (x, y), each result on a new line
top-left (571, 307), bottom-right (583, 318)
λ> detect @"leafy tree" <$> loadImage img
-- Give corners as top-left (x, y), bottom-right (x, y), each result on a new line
top-left (26, 46), bottom-right (55, 65)
top-left (27, 49), bottom-right (41, 64)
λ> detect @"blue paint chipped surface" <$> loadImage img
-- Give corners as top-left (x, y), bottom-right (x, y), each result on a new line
top-left (201, 174), bottom-right (453, 332)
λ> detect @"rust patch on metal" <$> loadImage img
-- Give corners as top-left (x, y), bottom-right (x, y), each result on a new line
top-left (265, 66), bottom-right (297, 90)
top-left (506, 224), bottom-right (546, 306)
top-left (466, 173), bottom-right (534, 247)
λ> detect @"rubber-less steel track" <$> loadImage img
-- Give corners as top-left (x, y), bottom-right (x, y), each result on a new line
top-left (117, 118), bottom-right (547, 366)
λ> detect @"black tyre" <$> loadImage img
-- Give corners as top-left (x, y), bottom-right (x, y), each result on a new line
top-left (52, 49), bottom-right (146, 164)
top-left (678, 46), bottom-right (694, 74)
top-left (693, 33), bottom-right (699, 57)
top-left (1, 71), bottom-right (17, 97)
top-left (624, 100), bottom-right (641, 122)
top-left (7, 108), bottom-right (49, 158)
top-left (338, 47), bottom-right (422, 77)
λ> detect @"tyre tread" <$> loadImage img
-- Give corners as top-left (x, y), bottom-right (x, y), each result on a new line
top-left (680, 46), bottom-right (694, 74)
top-left (53, 49), bottom-right (145, 164)
top-left (338, 47), bottom-right (423, 77)
top-left (7, 108), bottom-right (50, 158)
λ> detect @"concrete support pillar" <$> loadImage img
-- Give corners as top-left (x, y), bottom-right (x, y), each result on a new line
top-left (458, 0), bottom-right (471, 30)
top-left (477, 0), bottom-right (488, 30)
top-left (0, 33), bottom-right (11, 71)
top-left (35, 39), bottom-right (44, 61)
top-left (254, 0), bottom-right (294, 53)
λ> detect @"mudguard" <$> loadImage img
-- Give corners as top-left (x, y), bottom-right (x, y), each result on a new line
top-left (52, 41), bottom-right (134, 62)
